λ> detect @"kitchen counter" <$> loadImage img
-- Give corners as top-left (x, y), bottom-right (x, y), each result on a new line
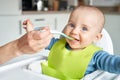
top-left (22, 6), bottom-right (120, 15)
top-left (22, 10), bottom-right (72, 15)
top-left (97, 6), bottom-right (120, 15)
top-left (22, 10), bottom-right (120, 15)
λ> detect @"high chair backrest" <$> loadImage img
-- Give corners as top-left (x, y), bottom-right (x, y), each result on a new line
top-left (95, 28), bottom-right (113, 54)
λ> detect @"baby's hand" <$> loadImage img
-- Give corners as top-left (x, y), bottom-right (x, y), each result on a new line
top-left (23, 19), bottom-right (34, 32)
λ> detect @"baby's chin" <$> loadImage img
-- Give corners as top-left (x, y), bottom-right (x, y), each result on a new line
top-left (71, 47), bottom-right (83, 50)
top-left (69, 45), bottom-right (85, 50)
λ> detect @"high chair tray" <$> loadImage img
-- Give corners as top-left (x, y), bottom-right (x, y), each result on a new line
top-left (83, 70), bottom-right (120, 80)
top-left (1, 55), bottom-right (120, 80)
top-left (25, 59), bottom-right (120, 80)
top-left (0, 56), bottom-right (56, 80)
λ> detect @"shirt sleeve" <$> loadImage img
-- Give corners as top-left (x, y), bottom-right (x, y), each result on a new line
top-left (45, 37), bottom-right (59, 50)
top-left (93, 51), bottom-right (120, 74)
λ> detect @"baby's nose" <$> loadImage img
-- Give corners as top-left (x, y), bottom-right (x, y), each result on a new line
top-left (71, 27), bottom-right (80, 34)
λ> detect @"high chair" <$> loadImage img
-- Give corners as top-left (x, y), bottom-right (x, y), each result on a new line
top-left (27, 28), bottom-right (116, 80)
top-left (95, 28), bottom-right (113, 54)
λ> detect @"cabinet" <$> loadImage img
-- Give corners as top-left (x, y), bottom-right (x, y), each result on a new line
top-left (0, 0), bottom-right (22, 45)
top-left (89, 0), bottom-right (120, 7)
top-left (0, 0), bottom-right (22, 15)
top-left (55, 13), bottom-right (70, 32)
top-left (0, 14), bottom-right (57, 45)
top-left (104, 14), bottom-right (120, 55)
top-left (0, 13), bottom-right (70, 45)
top-left (0, 16), bottom-right (22, 45)
top-left (21, 14), bottom-right (56, 35)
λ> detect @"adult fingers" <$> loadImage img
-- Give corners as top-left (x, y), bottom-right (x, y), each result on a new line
top-left (23, 19), bottom-right (34, 32)
top-left (26, 19), bottom-right (34, 32)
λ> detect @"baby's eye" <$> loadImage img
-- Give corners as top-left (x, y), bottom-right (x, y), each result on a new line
top-left (68, 23), bottom-right (74, 28)
top-left (81, 27), bottom-right (88, 31)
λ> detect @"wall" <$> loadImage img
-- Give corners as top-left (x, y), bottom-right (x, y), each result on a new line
top-left (104, 14), bottom-right (120, 55)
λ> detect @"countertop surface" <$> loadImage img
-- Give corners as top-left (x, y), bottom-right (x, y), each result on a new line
top-left (22, 10), bottom-right (71, 15)
top-left (22, 10), bottom-right (120, 15)
top-left (22, 6), bottom-right (120, 15)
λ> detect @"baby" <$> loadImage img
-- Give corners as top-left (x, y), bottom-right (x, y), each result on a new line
top-left (24, 6), bottom-right (120, 80)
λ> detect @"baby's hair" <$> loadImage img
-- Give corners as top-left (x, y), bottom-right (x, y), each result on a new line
top-left (71, 5), bottom-right (105, 32)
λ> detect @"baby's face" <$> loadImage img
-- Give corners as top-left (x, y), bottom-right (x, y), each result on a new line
top-left (64, 7), bottom-right (103, 50)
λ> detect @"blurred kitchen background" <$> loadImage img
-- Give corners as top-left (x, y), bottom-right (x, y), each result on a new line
top-left (0, 0), bottom-right (120, 55)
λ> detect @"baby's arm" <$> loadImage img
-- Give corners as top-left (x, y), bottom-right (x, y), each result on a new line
top-left (94, 51), bottom-right (120, 74)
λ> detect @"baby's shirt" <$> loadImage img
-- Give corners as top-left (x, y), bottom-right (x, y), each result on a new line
top-left (46, 38), bottom-right (120, 76)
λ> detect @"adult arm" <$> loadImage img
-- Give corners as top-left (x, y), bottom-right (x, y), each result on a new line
top-left (0, 39), bottom-right (20, 64)
top-left (0, 29), bottom-right (52, 64)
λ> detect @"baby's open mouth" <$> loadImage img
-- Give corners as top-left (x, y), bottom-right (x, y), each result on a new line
top-left (70, 36), bottom-right (80, 41)
top-left (74, 38), bottom-right (80, 41)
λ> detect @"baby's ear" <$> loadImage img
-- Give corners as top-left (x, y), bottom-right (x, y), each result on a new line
top-left (93, 33), bottom-right (102, 43)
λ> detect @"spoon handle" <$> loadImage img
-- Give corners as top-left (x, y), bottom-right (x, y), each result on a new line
top-left (34, 27), bottom-right (73, 40)
top-left (50, 30), bottom-right (73, 40)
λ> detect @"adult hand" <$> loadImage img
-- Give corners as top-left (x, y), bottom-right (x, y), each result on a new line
top-left (0, 19), bottom-right (53, 64)
top-left (17, 19), bottom-right (53, 54)
top-left (17, 27), bottom-right (52, 54)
